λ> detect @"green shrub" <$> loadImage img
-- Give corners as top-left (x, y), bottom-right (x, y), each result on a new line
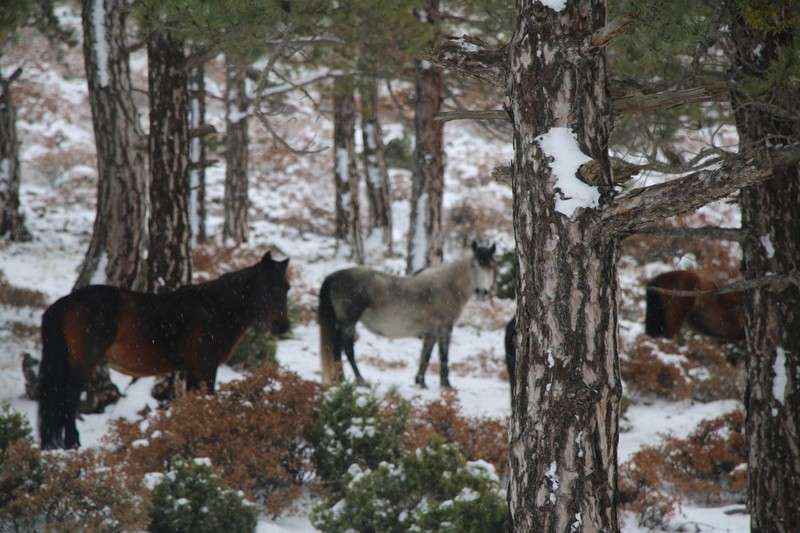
top-left (227, 328), bottom-right (278, 369)
top-left (384, 132), bottom-right (413, 170)
top-left (310, 383), bottom-right (410, 496)
top-left (0, 402), bottom-right (33, 463)
top-left (311, 437), bottom-right (507, 533)
top-left (494, 248), bottom-right (516, 300)
top-left (147, 457), bottom-right (257, 533)
top-left (0, 402), bottom-right (44, 529)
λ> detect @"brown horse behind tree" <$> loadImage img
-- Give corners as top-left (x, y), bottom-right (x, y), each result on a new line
top-left (645, 270), bottom-right (744, 341)
top-left (38, 252), bottom-right (291, 450)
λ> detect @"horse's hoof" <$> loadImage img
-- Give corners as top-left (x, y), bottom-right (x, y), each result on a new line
top-left (415, 378), bottom-right (427, 389)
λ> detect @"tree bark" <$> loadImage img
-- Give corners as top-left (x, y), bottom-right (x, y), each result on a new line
top-left (406, 57), bottom-right (444, 273)
top-left (506, 2), bottom-right (621, 530)
top-left (146, 29), bottom-right (192, 291)
top-left (189, 63), bottom-right (207, 245)
top-left (359, 77), bottom-right (392, 254)
top-left (332, 76), bottom-right (364, 263)
top-left (728, 7), bottom-right (800, 532)
top-left (223, 57), bottom-right (249, 245)
top-left (0, 65), bottom-right (30, 242)
top-left (75, 0), bottom-right (148, 291)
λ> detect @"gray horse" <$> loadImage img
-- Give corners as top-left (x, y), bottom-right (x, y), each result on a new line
top-left (318, 241), bottom-right (496, 388)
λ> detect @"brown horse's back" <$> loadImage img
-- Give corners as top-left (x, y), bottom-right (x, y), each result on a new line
top-left (646, 270), bottom-right (744, 340)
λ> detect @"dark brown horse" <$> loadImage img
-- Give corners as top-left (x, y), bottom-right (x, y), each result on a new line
top-left (645, 270), bottom-right (744, 341)
top-left (38, 252), bottom-right (290, 450)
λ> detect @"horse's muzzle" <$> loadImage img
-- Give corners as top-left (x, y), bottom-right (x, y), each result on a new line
top-left (474, 288), bottom-right (490, 301)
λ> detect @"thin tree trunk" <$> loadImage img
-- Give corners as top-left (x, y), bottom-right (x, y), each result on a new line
top-left (406, 57), bottom-right (444, 274)
top-left (189, 63), bottom-right (207, 245)
top-left (507, 1), bottom-right (620, 531)
top-left (76, 0), bottom-right (147, 291)
top-left (223, 58), bottom-right (248, 245)
top-left (0, 65), bottom-right (30, 242)
top-left (332, 76), bottom-right (364, 263)
top-left (728, 8), bottom-right (800, 532)
top-left (359, 77), bottom-right (392, 254)
top-left (147, 29), bottom-right (192, 292)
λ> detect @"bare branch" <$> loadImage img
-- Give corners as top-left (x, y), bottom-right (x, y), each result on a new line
top-left (583, 15), bottom-right (634, 53)
top-left (612, 83), bottom-right (729, 115)
top-left (602, 145), bottom-right (800, 237)
top-left (189, 124), bottom-right (218, 139)
top-left (434, 109), bottom-right (508, 122)
top-left (633, 225), bottom-right (743, 242)
top-left (647, 274), bottom-right (800, 296)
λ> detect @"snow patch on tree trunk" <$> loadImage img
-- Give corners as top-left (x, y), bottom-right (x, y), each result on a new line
top-left (536, 127), bottom-right (598, 218)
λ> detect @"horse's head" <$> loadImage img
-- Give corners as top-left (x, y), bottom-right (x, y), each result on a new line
top-left (470, 241), bottom-right (496, 301)
top-left (253, 251), bottom-right (291, 336)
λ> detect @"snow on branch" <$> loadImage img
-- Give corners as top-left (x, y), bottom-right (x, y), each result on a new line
top-left (603, 144), bottom-right (800, 238)
top-left (422, 35), bottom-right (507, 88)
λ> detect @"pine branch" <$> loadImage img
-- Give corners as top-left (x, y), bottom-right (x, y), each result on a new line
top-left (603, 144), bottom-right (800, 237)
top-left (422, 35), bottom-right (507, 87)
top-left (434, 109), bottom-right (508, 122)
top-left (647, 274), bottom-right (800, 296)
top-left (583, 15), bottom-right (635, 53)
top-left (633, 225), bottom-right (743, 242)
top-left (612, 82), bottom-right (729, 115)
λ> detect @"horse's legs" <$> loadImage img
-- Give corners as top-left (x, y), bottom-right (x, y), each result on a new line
top-left (415, 333), bottom-right (437, 388)
top-left (344, 338), bottom-right (366, 385)
top-left (337, 325), bottom-right (365, 384)
top-left (63, 375), bottom-right (83, 449)
top-left (437, 325), bottom-right (453, 389)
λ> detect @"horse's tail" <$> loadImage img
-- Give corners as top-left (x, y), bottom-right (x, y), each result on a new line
top-left (38, 299), bottom-right (71, 449)
top-left (644, 281), bottom-right (667, 337)
top-left (318, 276), bottom-right (338, 386)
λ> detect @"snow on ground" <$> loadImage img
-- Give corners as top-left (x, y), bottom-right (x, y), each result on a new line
top-left (0, 4), bottom-right (750, 532)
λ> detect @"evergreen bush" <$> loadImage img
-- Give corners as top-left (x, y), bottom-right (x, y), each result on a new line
top-left (227, 328), bottom-right (278, 369)
top-left (310, 382), bottom-right (410, 497)
top-left (148, 457), bottom-right (257, 533)
top-left (311, 437), bottom-right (506, 533)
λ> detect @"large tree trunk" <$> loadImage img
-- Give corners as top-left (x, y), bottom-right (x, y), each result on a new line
top-left (728, 8), bottom-right (800, 532)
top-left (406, 57), bottom-right (444, 273)
top-left (332, 76), bottom-right (364, 263)
top-left (76, 0), bottom-right (147, 291)
top-left (507, 1), bottom-right (621, 531)
top-left (0, 65), bottom-right (30, 242)
top-left (146, 29), bottom-right (192, 291)
top-left (189, 63), bottom-right (207, 245)
top-left (223, 57), bottom-right (249, 245)
top-left (359, 77), bottom-right (392, 254)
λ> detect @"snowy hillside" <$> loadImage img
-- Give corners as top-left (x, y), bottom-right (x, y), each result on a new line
top-left (0, 4), bottom-right (750, 532)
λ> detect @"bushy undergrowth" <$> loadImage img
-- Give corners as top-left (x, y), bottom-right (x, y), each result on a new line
top-left (622, 336), bottom-right (744, 402)
top-left (0, 272), bottom-right (48, 308)
top-left (147, 457), bottom-right (257, 533)
top-left (405, 389), bottom-right (509, 478)
top-left (105, 363), bottom-right (321, 516)
top-left (311, 437), bottom-right (506, 533)
top-left (619, 410), bottom-right (747, 528)
top-left (0, 404), bottom-right (147, 533)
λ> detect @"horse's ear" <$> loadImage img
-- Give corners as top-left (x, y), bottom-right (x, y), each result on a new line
top-left (490, 243), bottom-right (496, 255)
top-left (278, 258), bottom-right (289, 272)
top-left (471, 240), bottom-right (478, 253)
top-left (261, 251), bottom-right (273, 264)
